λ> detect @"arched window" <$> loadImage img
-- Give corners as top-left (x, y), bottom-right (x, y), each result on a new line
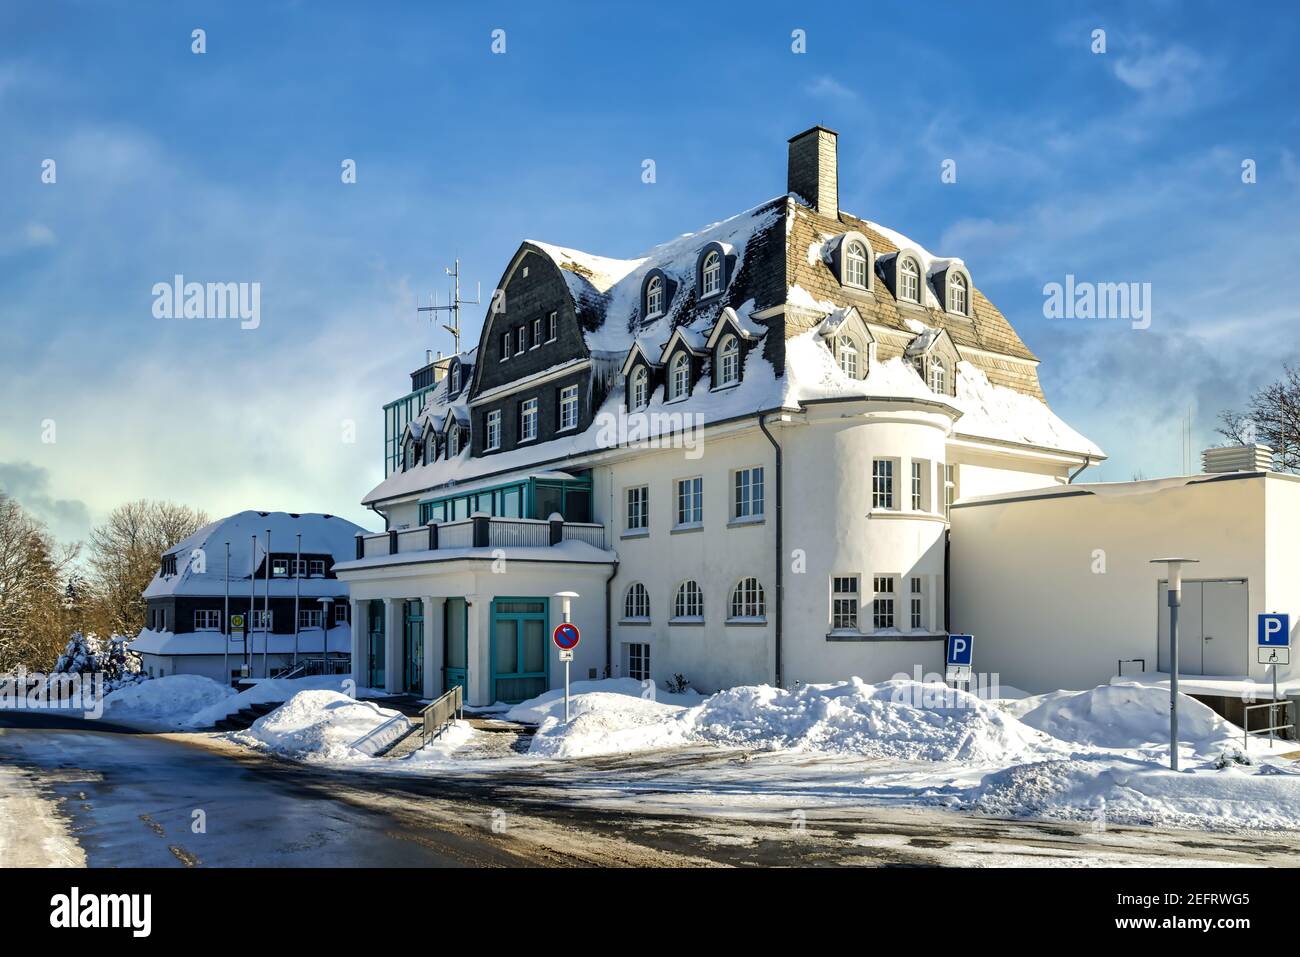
top-left (674, 580), bottom-right (704, 619)
top-left (646, 275), bottom-right (664, 318)
top-left (631, 365), bottom-right (649, 409)
top-left (447, 427), bottom-right (461, 456)
top-left (899, 257), bottom-right (921, 303)
top-left (949, 272), bottom-right (968, 315)
top-left (448, 364), bottom-right (460, 393)
top-left (845, 241), bottom-right (869, 288)
top-left (929, 359), bottom-right (945, 395)
top-left (670, 352), bottom-right (691, 400)
top-left (624, 583), bottom-right (650, 620)
top-left (701, 250), bottom-right (722, 297)
top-left (717, 335), bottom-right (740, 387)
top-left (838, 336), bottom-right (859, 379)
top-left (729, 578), bottom-right (766, 620)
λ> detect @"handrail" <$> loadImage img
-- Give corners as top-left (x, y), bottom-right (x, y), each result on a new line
top-left (420, 685), bottom-right (464, 745)
top-left (1244, 699), bottom-right (1294, 750)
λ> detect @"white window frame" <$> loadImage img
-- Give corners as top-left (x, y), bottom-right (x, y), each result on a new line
top-left (291, 559), bottom-right (308, 577)
top-left (929, 359), bottom-right (946, 395)
top-left (950, 273), bottom-right (968, 315)
top-left (298, 609), bottom-right (323, 630)
top-left (732, 466), bottom-right (764, 521)
top-left (520, 397), bottom-right (538, 442)
top-left (673, 580), bottom-right (704, 620)
top-left (531, 316), bottom-right (542, 348)
top-left (309, 559), bottom-right (326, 577)
top-left (447, 426), bottom-right (461, 456)
top-left (910, 576), bottom-right (926, 631)
top-left (334, 603), bottom-right (348, 624)
top-left (251, 609), bottom-right (273, 632)
top-left (516, 326), bottom-right (527, 355)
top-left (194, 609), bottom-right (222, 632)
top-left (944, 463), bottom-right (957, 521)
top-left (831, 576), bottom-right (859, 631)
top-left (899, 257), bottom-right (921, 303)
top-left (625, 485), bottom-right (649, 532)
top-left (701, 250), bottom-right (722, 297)
top-left (624, 642), bottom-right (650, 681)
top-left (500, 331), bottom-right (511, 361)
top-left (558, 384), bottom-right (579, 431)
top-left (845, 241), bottom-right (869, 288)
top-left (486, 409), bottom-right (501, 451)
top-left (623, 583), bottom-right (651, 621)
top-left (837, 336), bottom-right (859, 379)
top-left (872, 575), bottom-right (896, 630)
top-left (675, 476), bottom-right (703, 528)
top-left (646, 275), bottom-right (664, 318)
top-left (546, 311), bottom-right (557, 342)
top-left (728, 578), bottom-right (766, 621)
top-left (271, 558), bottom-right (289, 578)
top-left (669, 352), bottom-right (690, 401)
top-left (716, 335), bottom-right (740, 388)
top-left (631, 365), bottom-right (649, 410)
top-left (872, 458), bottom-right (895, 510)
top-left (911, 459), bottom-right (930, 512)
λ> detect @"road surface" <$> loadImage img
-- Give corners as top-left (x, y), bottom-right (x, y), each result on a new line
top-left (3, 717), bottom-right (1299, 867)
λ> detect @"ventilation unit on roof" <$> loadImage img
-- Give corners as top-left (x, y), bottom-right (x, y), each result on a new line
top-left (1201, 444), bottom-right (1273, 474)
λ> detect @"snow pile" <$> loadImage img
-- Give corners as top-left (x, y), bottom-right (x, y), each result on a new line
top-left (528, 693), bottom-right (694, 758)
top-left (505, 677), bottom-right (701, 724)
top-left (102, 674), bottom-right (235, 729)
top-left (237, 690), bottom-right (410, 761)
top-left (1013, 683), bottom-right (1239, 758)
top-left (186, 674), bottom-right (371, 728)
top-left (689, 679), bottom-right (1058, 761)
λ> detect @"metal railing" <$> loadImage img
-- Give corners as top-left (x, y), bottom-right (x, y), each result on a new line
top-left (357, 515), bottom-right (606, 559)
top-left (488, 518), bottom-right (551, 549)
top-left (421, 685), bottom-right (464, 745)
top-left (561, 522), bottom-right (606, 547)
top-left (1244, 699), bottom-right (1295, 749)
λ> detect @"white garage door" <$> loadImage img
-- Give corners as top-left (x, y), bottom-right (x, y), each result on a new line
top-left (1157, 579), bottom-right (1248, 676)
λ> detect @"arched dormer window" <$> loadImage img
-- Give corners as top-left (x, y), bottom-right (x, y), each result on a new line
top-left (837, 336), bottom-right (859, 379)
top-left (624, 583), bottom-right (650, 621)
top-left (700, 250), bottom-right (722, 298)
top-left (898, 257), bottom-right (921, 303)
top-left (669, 352), bottom-right (691, 401)
top-left (929, 359), bottom-right (946, 395)
top-left (845, 241), bottom-right (869, 288)
top-left (949, 272), bottom-right (968, 316)
top-left (448, 363), bottom-right (460, 394)
top-left (717, 335), bottom-right (740, 388)
top-left (447, 427), bottom-right (461, 457)
top-left (646, 275), bottom-right (664, 319)
top-left (631, 365), bottom-right (650, 410)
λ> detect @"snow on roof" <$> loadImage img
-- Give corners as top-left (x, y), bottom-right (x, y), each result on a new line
top-left (143, 511), bottom-right (371, 599)
top-left (952, 361), bottom-right (1104, 457)
top-left (864, 220), bottom-right (966, 312)
top-left (130, 625), bottom-right (352, 656)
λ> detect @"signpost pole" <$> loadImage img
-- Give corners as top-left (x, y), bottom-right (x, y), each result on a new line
top-left (553, 591), bottom-right (580, 724)
top-left (1151, 558), bottom-right (1197, 772)
top-left (223, 542), bottom-right (230, 688)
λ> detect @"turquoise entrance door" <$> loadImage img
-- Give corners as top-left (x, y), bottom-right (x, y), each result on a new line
top-left (403, 600), bottom-right (424, 694)
top-left (366, 600), bottom-right (385, 689)
top-left (491, 598), bottom-right (548, 704)
top-left (444, 598), bottom-right (468, 696)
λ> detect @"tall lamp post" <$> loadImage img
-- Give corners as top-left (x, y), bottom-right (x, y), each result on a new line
top-left (1150, 557), bottom-right (1199, 771)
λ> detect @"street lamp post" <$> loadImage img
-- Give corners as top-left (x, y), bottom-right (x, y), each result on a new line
top-left (1150, 557), bottom-right (1199, 771)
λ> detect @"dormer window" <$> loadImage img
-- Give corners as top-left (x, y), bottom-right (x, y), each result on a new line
top-left (845, 241), bottom-right (869, 288)
top-left (837, 336), bottom-right (859, 378)
top-left (669, 352), bottom-right (691, 401)
top-left (448, 364), bottom-right (460, 393)
top-left (646, 275), bottom-right (664, 319)
top-left (500, 331), bottom-right (511, 361)
top-left (631, 365), bottom-right (649, 410)
top-left (701, 250), bottom-right (722, 298)
top-left (929, 359), bottom-right (946, 395)
top-left (717, 335), bottom-right (739, 388)
top-left (447, 426), bottom-right (461, 457)
top-left (949, 272), bottom-right (968, 316)
top-left (899, 257), bottom-right (921, 303)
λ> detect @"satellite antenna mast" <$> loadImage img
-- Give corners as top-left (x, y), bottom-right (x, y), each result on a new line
top-left (417, 258), bottom-right (480, 357)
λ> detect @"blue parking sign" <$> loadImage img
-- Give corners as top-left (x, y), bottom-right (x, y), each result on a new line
top-left (947, 634), bottom-right (974, 667)
top-left (1258, 614), bottom-right (1290, 647)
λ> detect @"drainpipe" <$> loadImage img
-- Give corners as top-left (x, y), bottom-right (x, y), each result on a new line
top-left (1068, 455), bottom-right (1093, 484)
top-left (604, 560), bottom-right (620, 678)
top-left (759, 413), bottom-right (783, 689)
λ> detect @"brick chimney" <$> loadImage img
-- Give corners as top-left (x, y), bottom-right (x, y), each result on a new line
top-left (787, 125), bottom-right (839, 220)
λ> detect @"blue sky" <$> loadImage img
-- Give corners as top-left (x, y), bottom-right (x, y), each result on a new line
top-left (2, 0), bottom-right (1298, 543)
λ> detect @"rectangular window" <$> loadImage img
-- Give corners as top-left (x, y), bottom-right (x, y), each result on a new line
top-left (194, 610), bottom-right (222, 631)
top-left (733, 466), bottom-right (764, 520)
top-left (910, 576), bottom-right (925, 630)
top-left (520, 398), bottom-right (538, 441)
top-left (872, 459), bottom-right (895, 510)
top-left (626, 485), bottom-right (649, 531)
top-left (299, 609), bottom-right (323, 629)
top-left (546, 311), bottom-right (557, 342)
top-left (873, 576), bottom-right (896, 630)
top-left (486, 409), bottom-right (501, 450)
top-left (291, 559), bottom-right (308, 577)
top-left (516, 326), bottom-right (527, 355)
top-left (944, 464), bottom-right (957, 520)
top-left (625, 643), bottom-right (650, 682)
top-left (911, 461), bottom-right (924, 511)
top-left (531, 316), bottom-right (542, 348)
top-left (675, 477), bottom-right (703, 527)
top-left (251, 610), bottom-right (273, 631)
top-left (832, 576), bottom-right (859, 631)
top-left (334, 604), bottom-right (348, 624)
top-left (500, 331), bottom-right (511, 361)
top-left (309, 559), bottom-right (326, 577)
top-left (271, 558), bottom-right (289, 577)
top-left (559, 385), bottom-right (579, 430)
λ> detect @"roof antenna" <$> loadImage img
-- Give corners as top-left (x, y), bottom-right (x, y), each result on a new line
top-left (417, 258), bottom-right (481, 357)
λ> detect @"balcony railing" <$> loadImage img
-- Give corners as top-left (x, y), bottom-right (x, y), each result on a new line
top-left (356, 515), bottom-right (606, 560)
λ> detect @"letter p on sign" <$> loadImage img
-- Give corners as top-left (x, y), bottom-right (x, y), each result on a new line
top-left (1259, 614), bottom-right (1290, 647)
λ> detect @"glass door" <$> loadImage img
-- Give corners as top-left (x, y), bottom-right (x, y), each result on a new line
top-left (491, 598), bottom-right (548, 703)
top-left (366, 600), bottom-right (385, 689)
top-left (403, 600), bottom-right (424, 694)
top-left (444, 598), bottom-right (468, 695)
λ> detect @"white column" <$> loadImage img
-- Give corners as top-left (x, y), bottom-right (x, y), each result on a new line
top-left (422, 596), bottom-right (444, 700)
top-left (466, 593), bottom-right (490, 707)
top-left (383, 597), bottom-right (401, 694)
top-left (350, 598), bottom-right (365, 688)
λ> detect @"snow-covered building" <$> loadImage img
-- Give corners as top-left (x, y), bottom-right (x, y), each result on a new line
top-left (334, 126), bottom-right (1103, 706)
top-left (132, 511), bottom-right (370, 683)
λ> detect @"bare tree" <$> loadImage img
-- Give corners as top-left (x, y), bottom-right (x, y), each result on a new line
top-left (1217, 364), bottom-right (1300, 471)
top-left (85, 500), bottom-right (209, 635)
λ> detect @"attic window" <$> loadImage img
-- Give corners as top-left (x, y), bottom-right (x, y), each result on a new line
top-left (669, 352), bottom-right (691, 401)
top-left (899, 257), bottom-right (921, 303)
top-left (448, 364), bottom-right (460, 393)
top-left (546, 311), bottom-right (557, 342)
top-left (646, 275), bottom-right (664, 319)
top-left (837, 336), bottom-right (859, 378)
top-left (929, 359), bottom-right (946, 395)
top-left (949, 272), bottom-right (968, 316)
top-left (845, 241), bottom-right (869, 288)
top-left (500, 331), bottom-right (511, 361)
top-left (717, 335), bottom-right (740, 387)
top-left (701, 251), bottom-right (722, 298)
top-left (447, 426), bottom-right (461, 457)
top-left (631, 365), bottom-right (649, 410)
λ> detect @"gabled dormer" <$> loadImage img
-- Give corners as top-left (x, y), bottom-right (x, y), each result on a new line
top-left (817, 306), bottom-right (874, 380)
top-left (903, 325), bottom-right (960, 397)
top-left (442, 408), bottom-right (470, 458)
top-left (620, 338), bottom-right (661, 410)
top-left (658, 327), bottom-right (707, 403)
top-left (704, 307), bottom-right (760, 390)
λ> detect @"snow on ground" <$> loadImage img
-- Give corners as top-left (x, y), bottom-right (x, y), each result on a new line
top-left (234, 690), bottom-right (410, 761)
top-left (185, 674), bottom-right (383, 728)
top-left (102, 674), bottom-right (236, 729)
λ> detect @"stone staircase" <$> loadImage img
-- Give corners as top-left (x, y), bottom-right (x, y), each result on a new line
top-left (212, 701), bottom-right (282, 732)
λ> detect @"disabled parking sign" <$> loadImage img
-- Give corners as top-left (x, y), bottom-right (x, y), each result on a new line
top-left (1257, 613), bottom-right (1290, 665)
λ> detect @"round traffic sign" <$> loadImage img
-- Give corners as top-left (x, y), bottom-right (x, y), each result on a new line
top-left (553, 622), bottom-right (581, 650)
